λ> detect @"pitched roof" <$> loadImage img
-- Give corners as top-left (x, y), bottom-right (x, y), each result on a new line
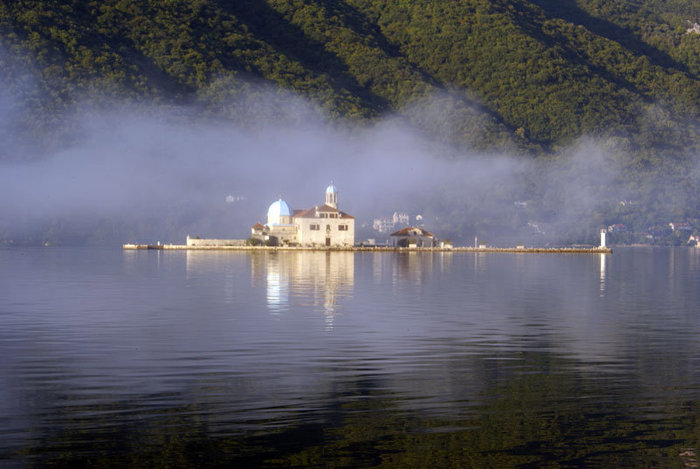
top-left (293, 204), bottom-right (355, 219)
top-left (251, 223), bottom-right (265, 230)
top-left (390, 226), bottom-right (434, 237)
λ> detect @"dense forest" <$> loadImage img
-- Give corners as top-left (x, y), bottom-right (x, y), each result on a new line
top-left (1, 0), bottom-right (699, 245)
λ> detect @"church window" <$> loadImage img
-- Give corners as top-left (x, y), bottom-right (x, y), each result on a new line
top-left (310, 224), bottom-right (320, 231)
top-left (338, 225), bottom-right (348, 231)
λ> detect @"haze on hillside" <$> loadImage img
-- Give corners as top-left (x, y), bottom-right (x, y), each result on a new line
top-left (1, 77), bottom-right (696, 246)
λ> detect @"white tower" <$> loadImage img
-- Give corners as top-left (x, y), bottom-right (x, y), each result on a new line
top-left (600, 228), bottom-right (607, 248)
top-left (325, 183), bottom-right (338, 209)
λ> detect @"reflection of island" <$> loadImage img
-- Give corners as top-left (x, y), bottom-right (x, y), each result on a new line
top-left (392, 251), bottom-right (454, 285)
top-left (184, 251), bottom-right (354, 324)
top-left (599, 252), bottom-right (606, 296)
top-left (265, 254), bottom-right (288, 313)
top-left (255, 252), bottom-right (354, 326)
top-left (395, 252), bottom-right (434, 286)
top-left (185, 250), bottom-right (250, 304)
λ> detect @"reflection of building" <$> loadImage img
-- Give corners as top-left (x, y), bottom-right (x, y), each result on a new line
top-left (265, 254), bottom-right (290, 313)
top-left (369, 250), bottom-right (452, 291)
top-left (390, 227), bottom-right (436, 247)
top-left (394, 252), bottom-right (435, 285)
top-left (256, 252), bottom-right (355, 325)
top-left (251, 185), bottom-right (355, 247)
top-left (184, 251), bottom-right (354, 324)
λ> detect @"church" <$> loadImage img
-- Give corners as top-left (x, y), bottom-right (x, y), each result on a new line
top-left (251, 184), bottom-right (355, 247)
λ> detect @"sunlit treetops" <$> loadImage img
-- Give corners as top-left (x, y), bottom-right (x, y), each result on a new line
top-left (0, 0), bottom-right (699, 156)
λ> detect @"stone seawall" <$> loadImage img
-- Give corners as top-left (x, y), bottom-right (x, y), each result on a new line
top-left (123, 244), bottom-right (612, 254)
top-left (186, 236), bottom-right (246, 247)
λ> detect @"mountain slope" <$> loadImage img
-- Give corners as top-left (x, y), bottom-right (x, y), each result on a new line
top-left (0, 0), bottom-right (699, 155)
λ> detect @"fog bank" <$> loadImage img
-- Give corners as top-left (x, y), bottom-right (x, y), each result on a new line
top-left (0, 77), bottom-right (697, 246)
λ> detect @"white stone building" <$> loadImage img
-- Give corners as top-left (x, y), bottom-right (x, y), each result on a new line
top-left (251, 185), bottom-right (355, 247)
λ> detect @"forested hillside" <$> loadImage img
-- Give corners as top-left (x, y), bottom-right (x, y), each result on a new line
top-left (2, 0), bottom-right (699, 152)
top-left (1, 0), bottom-right (699, 244)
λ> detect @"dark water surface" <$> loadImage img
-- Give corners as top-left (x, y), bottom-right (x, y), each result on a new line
top-left (1, 247), bottom-right (699, 467)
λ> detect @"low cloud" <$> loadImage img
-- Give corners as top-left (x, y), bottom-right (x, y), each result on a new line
top-left (0, 70), bottom-right (697, 246)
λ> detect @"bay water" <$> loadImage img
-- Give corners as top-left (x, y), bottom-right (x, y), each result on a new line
top-left (1, 247), bottom-right (699, 467)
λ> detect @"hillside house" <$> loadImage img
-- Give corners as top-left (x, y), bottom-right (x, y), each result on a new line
top-left (669, 222), bottom-right (693, 232)
top-left (607, 224), bottom-right (628, 233)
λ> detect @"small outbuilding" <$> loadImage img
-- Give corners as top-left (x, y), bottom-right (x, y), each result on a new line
top-left (390, 227), bottom-right (436, 247)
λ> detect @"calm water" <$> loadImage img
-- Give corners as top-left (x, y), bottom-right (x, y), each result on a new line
top-left (1, 247), bottom-right (699, 467)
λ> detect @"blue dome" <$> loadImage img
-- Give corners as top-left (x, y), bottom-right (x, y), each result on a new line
top-left (326, 184), bottom-right (337, 194)
top-left (267, 199), bottom-right (292, 225)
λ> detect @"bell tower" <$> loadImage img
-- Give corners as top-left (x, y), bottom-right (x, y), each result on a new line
top-left (325, 183), bottom-right (338, 209)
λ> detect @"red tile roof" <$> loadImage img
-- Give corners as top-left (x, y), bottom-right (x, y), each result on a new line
top-left (293, 204), bottom-right (355, 219)
top-left (390, 227), bottom-right (434, 237)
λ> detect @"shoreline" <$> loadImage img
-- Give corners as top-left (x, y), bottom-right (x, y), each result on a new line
top-left (123, 244), bottom-right (613, 254)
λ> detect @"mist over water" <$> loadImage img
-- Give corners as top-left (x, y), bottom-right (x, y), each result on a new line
top-left (0, 70), bottom-right (697, 245)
